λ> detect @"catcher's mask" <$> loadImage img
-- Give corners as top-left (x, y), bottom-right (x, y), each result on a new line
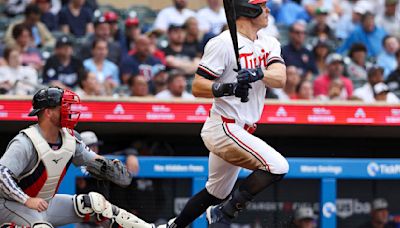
top-left (29, 87), bottom-right (81, 133)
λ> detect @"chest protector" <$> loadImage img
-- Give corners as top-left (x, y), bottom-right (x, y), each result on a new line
top-left (18, 126), bottom-right (76, 202)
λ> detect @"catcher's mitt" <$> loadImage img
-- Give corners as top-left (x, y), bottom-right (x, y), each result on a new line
top-left (86, 157), bottom-right (132, 187)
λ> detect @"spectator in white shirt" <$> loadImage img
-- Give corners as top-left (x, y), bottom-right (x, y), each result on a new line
top-left (375, 0), bottom-right (400, 38)
top-left (354, 65), bottom-right (399, 102)
top-left (196, 0), bottom-right (226, 34)
top-left (0, 47), bottom-right (38, 95)
top-left (153, 0), bottom-right (196, 33)
top-left (373, 82), bottom-right (399, 103)
top-left (156, 70), bottom-right (195, 99)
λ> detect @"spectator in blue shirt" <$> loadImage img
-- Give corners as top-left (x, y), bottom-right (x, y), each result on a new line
top-left (59, 0), bottom-right (94, 37)
top-left (282, 21), bottom-right (318, 80)
top-left (377, 35), bottom-right (400, 79)
top-left (37, 0), bottom-right (58, 31)
top-left (334, 4), bottom-right (365, 40)
top-left (120, 35), bottom-right (163, 85)
top-left (337, 12), bottom-right (387, 58)
top-left (272, 0), bottom-right (310, 26)
top-left (84, 39), bottom-right (120, 94)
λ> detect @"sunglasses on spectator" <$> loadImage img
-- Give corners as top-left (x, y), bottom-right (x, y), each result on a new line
top-left (292, 30), bottom-right (306, 34)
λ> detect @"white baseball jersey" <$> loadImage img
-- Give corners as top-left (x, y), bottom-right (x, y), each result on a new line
top-left (197, 30), bottom-right (284, 125)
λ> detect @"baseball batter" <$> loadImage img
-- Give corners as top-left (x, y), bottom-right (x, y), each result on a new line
top-left (0, 87), bottom-right (152, 228)
top-left (160, 0), bottom-right (289, 227)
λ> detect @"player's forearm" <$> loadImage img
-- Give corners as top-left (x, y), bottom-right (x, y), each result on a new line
top-left (192, 74), bottom-right (214, 98)
top-left (262, 64), bottom-right (286, 88)
top-left (0, 164), bottom-right (29, 204)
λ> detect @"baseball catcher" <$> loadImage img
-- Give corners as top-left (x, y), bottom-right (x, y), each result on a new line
top-left (0, 87), bottom-right (152, 228)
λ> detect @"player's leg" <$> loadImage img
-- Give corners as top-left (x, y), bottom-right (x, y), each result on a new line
top-left (207, 122), bottom-right (289, 223)
top-left (45, 193), bottom-right (153, 228)
top-left (169, 153), bottom-right (240, 228)
top-left (0, 198), bottom-right (46, 226)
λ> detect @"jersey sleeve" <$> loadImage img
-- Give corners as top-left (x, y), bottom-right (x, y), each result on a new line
top-left (266, 37), bottom-right (285, 67)
top-left (72, 132), bottom-right (97, 166)
top-left (196, 37), bottom-right (229, 80)
top-left (0, 134), bottom-right (33, 204)
top-left (0, 134), bottom-right (33, 177)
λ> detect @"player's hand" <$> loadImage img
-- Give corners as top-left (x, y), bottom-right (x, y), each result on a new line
top-left (237, 67), bottom-right (264, 84)
top-left (233, 83), bottom-right (252, 102)
top-left (24, 197), bottom-right (48, 212)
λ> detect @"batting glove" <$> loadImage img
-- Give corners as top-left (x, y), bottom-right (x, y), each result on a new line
top-left (212, 82), bottom-right (252, 101)
top-left (233, 82), bottom-right (252, 100)
top-left (237, 67), bottom-right (264, 84)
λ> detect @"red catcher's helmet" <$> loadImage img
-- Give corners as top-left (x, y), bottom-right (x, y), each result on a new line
top-left (29, 87), bottom-right (81, 134)
top-left (103, 11), bottom-right (118, 23)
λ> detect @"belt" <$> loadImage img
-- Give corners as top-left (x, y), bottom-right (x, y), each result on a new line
top-left (209, 111), bottom-right (257, 134)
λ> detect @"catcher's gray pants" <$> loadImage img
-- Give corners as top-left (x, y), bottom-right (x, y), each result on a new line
top-left (0, 194), bottom-right (99, 226)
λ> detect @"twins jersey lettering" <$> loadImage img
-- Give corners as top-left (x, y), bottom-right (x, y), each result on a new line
top-left (198, 30), bottom-right (284, 125)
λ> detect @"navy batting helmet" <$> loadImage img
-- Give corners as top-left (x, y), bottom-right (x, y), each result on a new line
top-left (235, 0), bottom-right (267, 19)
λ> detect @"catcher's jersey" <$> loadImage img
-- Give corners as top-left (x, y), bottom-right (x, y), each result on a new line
top-left (0, 124), bottom-right (96, 203)
top-left (198, 30), bottom-right (284, 124)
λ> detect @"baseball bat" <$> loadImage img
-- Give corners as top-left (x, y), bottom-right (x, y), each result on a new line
top-left (223, 0), bottom-right (249, 102)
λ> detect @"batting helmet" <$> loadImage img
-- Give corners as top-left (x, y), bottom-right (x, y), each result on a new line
top-left (235, 0), bottom-right (267, 19)
top-left (29, 87), bottom-right (81, 131)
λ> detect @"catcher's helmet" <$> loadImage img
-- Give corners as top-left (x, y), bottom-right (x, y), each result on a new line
top-left (29, 87), bottom-right (81, 131)
top-left (235, 0), bottom-right (267, 19)
top-left (29, 87), bottom-right (64, 116)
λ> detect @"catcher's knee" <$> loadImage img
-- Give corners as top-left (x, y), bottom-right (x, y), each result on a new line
top-left (73, 192), bottom-right (154, 228)
top-left (73, 192), bottom-right (115, 221)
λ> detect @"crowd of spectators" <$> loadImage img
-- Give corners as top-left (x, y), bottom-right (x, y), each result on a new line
top-left (0, 0), bottom-right (400, 103)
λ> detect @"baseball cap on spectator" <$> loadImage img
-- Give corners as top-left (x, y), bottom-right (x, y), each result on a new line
top-left (373, 82), bottom-right (390, 95)
top-left (315, 7), bottom-right (329, 15)
top-left (80, 131), bottom-right (103, 146)
top-left (372, 198), bottom-right (389, 210)
top-left (94, 16), bottom-right (107, 26)
top-left (56, 35), bottom-right (73, 48)
top-left (152, 64), bottom-right (167, 76)
top-left (295, 207), bottom-right (317, 220)
top-left (103, 11), bottom-right (118, 23)
top-left (125, 17), bottom-right (140, 27)
top-left (168, 24), bottom-right (184, 32)
top-left (353, 1), bottom-right (371, 14)
top-left (326, 53), bottom-right (344, 65)
top-left (368, 65), bottom-right (384, 77)
top-left (386, 0), bottom-right (398, 5)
